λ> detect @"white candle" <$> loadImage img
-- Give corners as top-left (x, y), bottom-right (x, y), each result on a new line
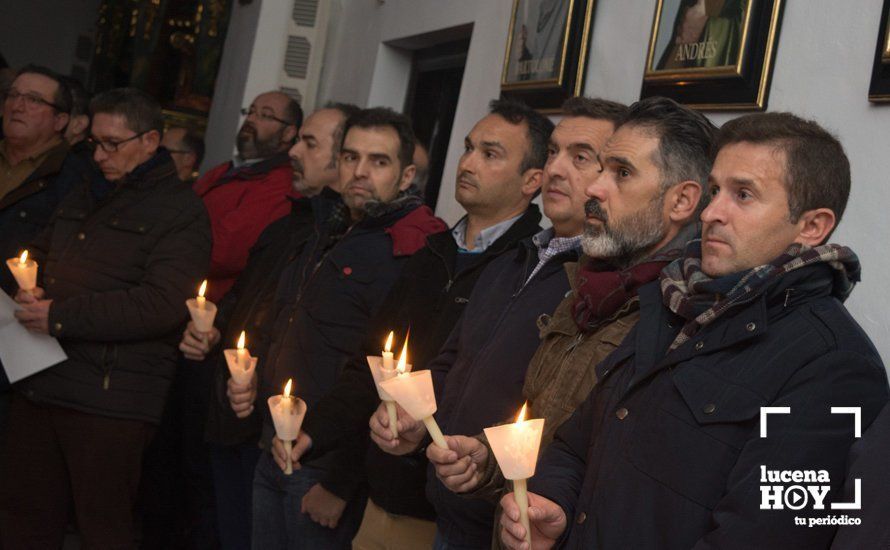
top-left (196, 279), bottom-right (208, 310)
top-left (236, 330), bottom-right (248, 368)
top-left (382, 331), bottom-right (395, 371)
top-left (483, 403), bottom-right (546, 546)
top-left (186, 279), bottom-right (217, 333)
top-left (6, 250), bottom-right (38, 292)
top-left (225, 330), bottom-right (257, 385)
top-left (267, 378), bottom-right (307, 475)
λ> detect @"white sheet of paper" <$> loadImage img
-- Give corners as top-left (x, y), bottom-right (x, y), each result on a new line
top-left (0, 290), bottom-right (67, 383)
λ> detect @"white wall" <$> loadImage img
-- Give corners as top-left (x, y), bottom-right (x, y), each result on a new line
top-left (313, 0), bottom-right (890, 369)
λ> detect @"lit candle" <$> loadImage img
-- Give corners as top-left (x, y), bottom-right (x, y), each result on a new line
top-left (196, 279), bottom-right (208, 309)
top-left (6, 250), bottom-right (38, 292)
top-left (224, 330), bottom-right (257, 385)
top-left (186, 279), bottom-right (217, 333)
top-left (483, 402), bottom-right (545, 547)
top-left (267, 378), bottom-right (307, 475)
top-left (379, 355), bottom-right (447, 449)
top-left (382, 331), bottom-right (394, 371)
top-left (369, 331), bottom-right (413, 438)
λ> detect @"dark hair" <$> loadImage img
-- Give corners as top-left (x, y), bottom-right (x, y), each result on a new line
top-left (561, 96), bottom-right (628, 125)
top-left (282, 94), bottom-right (304, 128)
top-left (323, 101), bottom-right (361, 164)
top-left (619, 97), bottom-right (717, 204)
top-left (15, 64), bottom-right (72, 114)
top-left (489, 98), bottom-right (554, 173)
top-left (714, 112), bottom-right (850, 232)
top-left (169, 126), bottom-right (206, 167)
top-left (90, 87), bottom-right (164, 135)
top-left (341, 107), bottom-right (416, 169)
top-left (62, 76), bottom-right (90, 118)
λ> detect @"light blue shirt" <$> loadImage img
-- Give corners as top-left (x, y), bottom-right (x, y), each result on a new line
top-left (451, 212), bottom-right (524, 253)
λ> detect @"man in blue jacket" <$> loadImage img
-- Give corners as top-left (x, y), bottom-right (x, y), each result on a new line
top-left (500, 112), bottom-right (890, 550)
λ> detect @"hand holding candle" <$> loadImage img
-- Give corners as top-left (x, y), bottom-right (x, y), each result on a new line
top-left (6, 250), bottom-right (38, 292)
top-left (186, 280), bottom-right (217, 333)
top-left (484, 403), bottom-right (545, 547)
top-left (267, 379), bottom-right (307, 475)
top-left (368, 331), bottom-right (412, 438)
top-left (378, 342), bottom-right (447, 450)
top-left (224, 330), bottom-right (258, 386)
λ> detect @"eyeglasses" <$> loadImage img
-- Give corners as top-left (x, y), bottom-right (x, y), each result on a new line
top-left (240, 107), bottom-right (291, 125)
top-left (87, 131), bottom-right (148, 153)
top-left (4, 90), bottom-right (66, 112)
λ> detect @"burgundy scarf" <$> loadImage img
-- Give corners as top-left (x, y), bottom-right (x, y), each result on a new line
top-left (571, 259), bottom-right (670, 332)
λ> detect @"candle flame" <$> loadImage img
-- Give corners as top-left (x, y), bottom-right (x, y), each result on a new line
top-left (396, 331), bottom-right (409, 374)
top-left (516, 402), bottom-right (528, 424)
top-left (19, 250), bottom-right (28, 264)
top-left (198, 279), bottom-right (207, 298)
top-left (384, 331), bottom-right (394, 353)
top-left (283, 378), bottom-right (293, 399)
top-left (237, 330), bottom-right (246, 350)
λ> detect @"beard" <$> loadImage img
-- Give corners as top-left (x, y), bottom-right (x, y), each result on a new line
top-left (581, 194), bottom-right (668, 267)
top-left (236, 123), bottom-right (283, 160)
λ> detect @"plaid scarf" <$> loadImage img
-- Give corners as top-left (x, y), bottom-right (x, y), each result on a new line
top-left (361, 184), bottom-right (424, 220)
top-left (660, 239), bottom-right (860, 351)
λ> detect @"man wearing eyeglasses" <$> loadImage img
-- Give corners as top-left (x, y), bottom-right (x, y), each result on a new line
top-left (0, 65), bottom-right (86, 295)
top-left (0, 87), bottom-right (211, 548)
top-left (192, 91), bottom-right (302, 304)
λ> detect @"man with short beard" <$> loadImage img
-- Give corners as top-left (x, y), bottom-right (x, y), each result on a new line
top-left (193, 91), bottom-right (302, 302)
top-left (426, 96), bottom-right (709, 548)
top-left (175, 102), bottom-right (359, 549)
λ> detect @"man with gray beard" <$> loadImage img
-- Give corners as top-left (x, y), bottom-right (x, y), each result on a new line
top-left (426, 96), bottom-right (714, 548)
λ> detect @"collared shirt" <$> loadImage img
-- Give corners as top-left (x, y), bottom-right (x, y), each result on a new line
top-left (0, 138), bottom-right (63, 201)
top-left (525, 227), bottom-right (583, 284)
top-left (451, 212), bottom-right (524, 253)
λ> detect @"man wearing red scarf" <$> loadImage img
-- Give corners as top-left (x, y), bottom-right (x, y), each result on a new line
top-left (427, 97), bottom-right (713, 548)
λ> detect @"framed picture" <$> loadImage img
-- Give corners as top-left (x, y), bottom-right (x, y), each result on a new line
top-left (500, 0), bottom-right (596, 111)
top-left (868, 0), bottom-right (890, 102)
top-left (640, 0), bottom-right (784, 111)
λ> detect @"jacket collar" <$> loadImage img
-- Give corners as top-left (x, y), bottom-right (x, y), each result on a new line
top-left (610, 262), bottom-right (840, 392)
top-left (223, 151), bottom-right (291, 181)
top-left (0, 140), bottom-right (69, 210)
top-left (427, 203), bottom-right (543, 257)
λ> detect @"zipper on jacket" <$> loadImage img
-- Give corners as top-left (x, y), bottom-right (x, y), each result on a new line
top-left (427, 243), bottom-right (455, 294)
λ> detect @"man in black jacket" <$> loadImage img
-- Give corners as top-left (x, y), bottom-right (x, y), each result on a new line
top-left (282, 99), bottom-right (554, 549)
top-left (0, 87), bottom-right (211, 548)
top-left (500, 113), bottom-right (890, 549)
top-left (249, 107), bottom-right (447, 549)
top-left (177, 102), bottom-right (359, 549)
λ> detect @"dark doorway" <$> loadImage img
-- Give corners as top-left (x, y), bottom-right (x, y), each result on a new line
top-left (404, 37), bottom-right (470, 211)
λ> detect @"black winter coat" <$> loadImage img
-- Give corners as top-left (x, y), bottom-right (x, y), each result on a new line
top-left (0, 142), bottom-right (97, 294)
top-left (204, 197), bottom-right (316, 446)
top-left (300, 205), bottom-right (543, 519)
top-left (17, 152), bottom-right (211, 423)
top-left (427, 234), bottom-right (579, 547)
top-left (257, 192), bottom-right (446, 500)
top-left (531, 263), bottom-right (890, 550)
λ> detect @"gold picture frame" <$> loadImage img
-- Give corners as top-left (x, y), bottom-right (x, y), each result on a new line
top-left (500, 0), bottom-right (596, 111)
top-left (640, 0), bottom-right (784, 111)
top-left (869, 0), bottom-right (890, 102)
